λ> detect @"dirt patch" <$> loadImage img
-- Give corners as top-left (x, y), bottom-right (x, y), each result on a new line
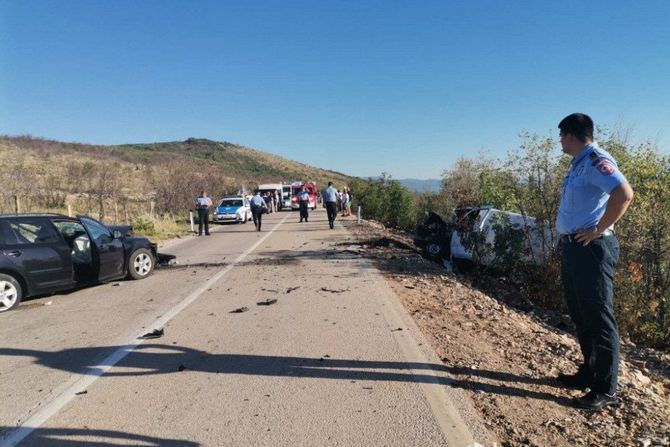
top-left (342, 217), bottom-right (670, 447)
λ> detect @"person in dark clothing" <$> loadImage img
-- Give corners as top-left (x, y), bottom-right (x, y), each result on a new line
top-left (554, 113), bottom-right (634, 410)
top-left (322, 182), bottom-right (339, 229)
top-left (250, 191), bottom-right (267, 231)
top-left (194, 190), bottom-right (213, 236)
top-left (298, 187), bottom-right (310, 223)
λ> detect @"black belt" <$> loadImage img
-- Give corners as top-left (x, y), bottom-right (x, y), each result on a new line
top-left (559, 229), bottom-right (614, 243)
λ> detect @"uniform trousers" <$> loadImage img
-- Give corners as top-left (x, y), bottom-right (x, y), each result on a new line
top-left (325, 201), bottom-right (338, 225)
top-left (251, 206), bottom-right (263, 230)
top-left (299, 200), bottom-right (309, 222)
top-left (197, 208), bottom-right (210, 235)
top-left (561, 235), bottom-right (620, 394)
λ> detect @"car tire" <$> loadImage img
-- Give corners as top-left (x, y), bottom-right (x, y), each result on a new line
top-left (424, 242), bottom-right (444, 261)
top-left (0, 273), bottom-right (22, 312)
top-left (127, 248), bottom-right (154, 280)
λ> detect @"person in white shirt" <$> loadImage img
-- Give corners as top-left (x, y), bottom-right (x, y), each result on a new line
top-left (194, 190), bottom-right (213, 236)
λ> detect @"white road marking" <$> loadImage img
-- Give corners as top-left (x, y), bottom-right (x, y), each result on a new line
top-left (0, 213), bottom-right (290, 447)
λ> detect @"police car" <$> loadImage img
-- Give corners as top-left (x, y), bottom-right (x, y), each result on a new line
top-left (212, 196), bottom-right (252, 224)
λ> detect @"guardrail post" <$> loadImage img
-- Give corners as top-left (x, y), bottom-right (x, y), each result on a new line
top-left (357, 206), bottom-right (362, 224)
top-left (189, 211), bottom-right (195, 233)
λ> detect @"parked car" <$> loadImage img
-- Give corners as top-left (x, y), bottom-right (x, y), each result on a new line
top-left (211, 196), bottom-right (252, 224)
top-left (0, 213), bottom-right (172, 312)
top-left (415, 206), bottom-right (554, 270)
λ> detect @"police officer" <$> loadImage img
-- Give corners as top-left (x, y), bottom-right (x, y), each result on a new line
top-left (555, 113), bottom-right (634, 410)
top-left (250, 191), bottom-right (267, 231)
top-left (194, 190), bottom-right (213, 236)
top-left (298, 187), bottom-right (310, 223)
top-left (323, 181), bottom-right (339, 229)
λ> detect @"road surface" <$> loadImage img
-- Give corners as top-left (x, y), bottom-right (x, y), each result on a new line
top-left (0, 209), bottom-right (490, 446)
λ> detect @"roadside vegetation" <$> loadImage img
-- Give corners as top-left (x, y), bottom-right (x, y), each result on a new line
top-left (353, 130), bottom-right (669, 350)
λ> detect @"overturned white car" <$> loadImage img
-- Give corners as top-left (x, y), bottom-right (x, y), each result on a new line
top-left (415, 206), bottom-right (556, 270)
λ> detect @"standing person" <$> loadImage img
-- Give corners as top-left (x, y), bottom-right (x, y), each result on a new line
top-left (298, 186), bottom-right (310, 222)
top-left (194, 190), bottom-right (213, 236)
top-left (554, 113), bottom-right (634, 410)
top-left (323, 181), bottom-right (339, 229)
top-left (250, 191), bottom-right (267, 231)
top-left (340, 189), bottom-right (349, 217)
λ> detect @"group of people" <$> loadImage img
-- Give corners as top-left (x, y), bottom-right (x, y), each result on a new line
top-left (196, 182), bottom-right (353, 234)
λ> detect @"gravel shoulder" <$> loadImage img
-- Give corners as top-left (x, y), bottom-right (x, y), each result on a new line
top-left (342, 216), bottom-right (670, 447)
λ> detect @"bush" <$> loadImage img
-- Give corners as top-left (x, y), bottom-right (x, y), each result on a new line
top-left (132, 216), bottom-right (156, 236)
top-left (350, 174), bottom-right (416, 231)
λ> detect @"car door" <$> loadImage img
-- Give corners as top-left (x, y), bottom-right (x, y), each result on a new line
top-left (1, 217), bottom-right (74, 292)
top-left (79, 216), bottom-right (125, 281)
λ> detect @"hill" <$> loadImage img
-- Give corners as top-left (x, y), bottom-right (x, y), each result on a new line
top-left (0, 135), bottom-right (354, 219)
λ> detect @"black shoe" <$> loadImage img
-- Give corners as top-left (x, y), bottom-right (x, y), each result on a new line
top-left (329, 222), bottom-right (334, 229)
top-left (556, 371), bottom-right (591, 389)
top-left (205, 233), bottom-right (211, 236)
top-left (300, 220), bottom-right (303, 223)
top-left (575, 390), bottom-right (617, 410)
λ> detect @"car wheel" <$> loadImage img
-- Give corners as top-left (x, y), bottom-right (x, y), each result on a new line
top-left (127, 248), bottom-right (154, 280)
top-left (0, 273), bottom-right (22, 312)
top-left (425, 242), bottom-right (444, 260)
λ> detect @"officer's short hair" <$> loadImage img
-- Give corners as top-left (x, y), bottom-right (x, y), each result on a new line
top-left (559, 113), bottom-right (594, 142)
top-left (328, 181), bottom-right (333, 186)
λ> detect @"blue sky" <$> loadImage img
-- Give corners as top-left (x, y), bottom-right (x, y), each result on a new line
top-left (1, 0), bottom-right (668, 179)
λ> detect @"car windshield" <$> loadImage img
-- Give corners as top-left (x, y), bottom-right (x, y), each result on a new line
top-left (220, 200), bottom-right (243, 207)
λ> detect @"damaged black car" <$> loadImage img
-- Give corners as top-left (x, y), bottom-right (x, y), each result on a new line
top-left (0, 214), bottom-right (175, 312)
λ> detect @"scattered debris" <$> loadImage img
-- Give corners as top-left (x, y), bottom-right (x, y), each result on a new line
top-left (230, 307), bottom-right (249, 313)
top-left (320, 287), bottom-right (349, 294)
top-left (262, 288), bottom-right (279, 293)
top-left (286, 286), bottom-right (301, 294)
top-left (138, 328), bottom-right (164, 339)
top-left (257, 299), bottom-right (278, 306)
top-left (391, 328), bottom-right (403, 332)
top-left (44, 301), bottom-right (53, 306)
top-left (177, 364), bottom-right (186, 372)
top-left (112, 282), bottom-right (123, 287)
top-left (75, 390), bottom-right (87, 396)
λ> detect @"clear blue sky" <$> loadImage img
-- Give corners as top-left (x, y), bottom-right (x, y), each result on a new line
top-left (1, 0), bottom-right (668, 179)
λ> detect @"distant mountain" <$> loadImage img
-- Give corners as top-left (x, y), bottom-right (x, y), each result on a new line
top-left (398, 178), bottom-right (442, 193)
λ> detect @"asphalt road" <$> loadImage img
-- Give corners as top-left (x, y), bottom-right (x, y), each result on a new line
top-left (0, 209), bottom-right (487, 447)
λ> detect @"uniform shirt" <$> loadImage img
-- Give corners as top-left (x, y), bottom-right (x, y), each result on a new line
top-left (299, 191), bottom-right (310, 201)
top-left (195, 196), bottom-right (212, 209)
top-left (556, 143), bottom-right (627, 235)
top-left (323, 186), bottom-right (339, 203)
top-left (250, 194), bottom-right (265, 207)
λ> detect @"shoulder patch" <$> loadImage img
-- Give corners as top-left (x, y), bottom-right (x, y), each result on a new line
top-left (596, 160), bottom-right (615, 176)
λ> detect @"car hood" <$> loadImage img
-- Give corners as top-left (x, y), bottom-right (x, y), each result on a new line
top-left (216, 205), bottom-right (243, 213)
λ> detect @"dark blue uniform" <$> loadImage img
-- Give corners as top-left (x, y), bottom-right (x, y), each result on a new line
top-left (556, 144), bottom-right (627, 395)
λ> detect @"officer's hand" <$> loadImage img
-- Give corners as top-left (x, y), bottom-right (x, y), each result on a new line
top-left (575, 229), bottom-right (601, 246)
